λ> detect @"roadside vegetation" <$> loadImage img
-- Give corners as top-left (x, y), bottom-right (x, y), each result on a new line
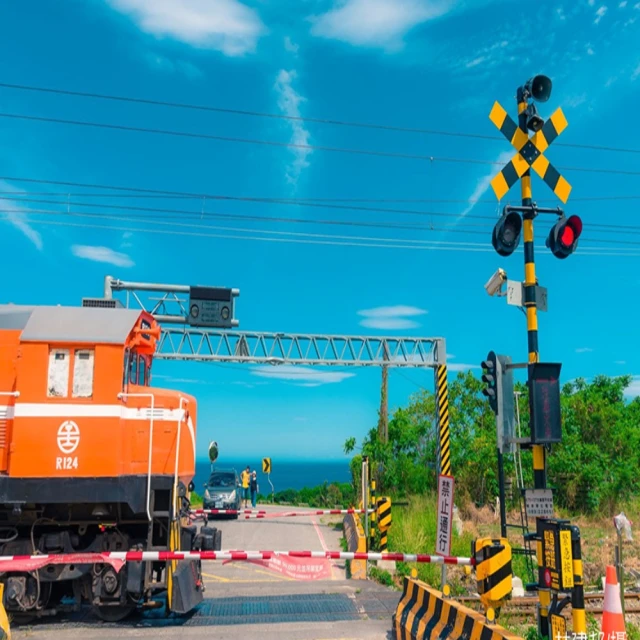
top-left (251, 371), bottom-right (640, 634)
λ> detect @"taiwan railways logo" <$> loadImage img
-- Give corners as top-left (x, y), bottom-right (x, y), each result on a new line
top-left (57, 420), bottom-right (80, 454)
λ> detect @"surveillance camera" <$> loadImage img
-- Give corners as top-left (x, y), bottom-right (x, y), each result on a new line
top-left (485, 268), bottom-right (507, 297)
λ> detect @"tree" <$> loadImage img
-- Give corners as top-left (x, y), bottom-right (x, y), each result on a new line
top-left (344, 370), bottom-right (640, 515)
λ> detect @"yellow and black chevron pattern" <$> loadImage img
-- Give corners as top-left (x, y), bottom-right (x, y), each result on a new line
top-left (488, 101), bottom-right (571, 204)
top-left (435, 365), bottom-right (451, 477)
top-left (474, 537), bottom-right (513, 612)
top-left (392, 577), bottom-right (523, 640)
top-left (377, 496), bottom-right (392, 552)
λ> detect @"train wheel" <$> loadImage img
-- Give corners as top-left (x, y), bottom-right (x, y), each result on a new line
top-left (94, 605), bottom-right (135, 622)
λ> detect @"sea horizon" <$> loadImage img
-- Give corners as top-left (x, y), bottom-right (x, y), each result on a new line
top-left (194, 457), bottom-right (352, 494)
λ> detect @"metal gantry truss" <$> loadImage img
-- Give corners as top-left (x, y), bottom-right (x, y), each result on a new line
top-left (86, 276), bottom-right (446, 368)
top-left (156, 328), bottom-right (444, 367)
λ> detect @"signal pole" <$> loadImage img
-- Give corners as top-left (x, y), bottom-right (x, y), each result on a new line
top-left (516, 87), bottom-right (546, 493)
top-left (516, 85), bottom-right (550, 640)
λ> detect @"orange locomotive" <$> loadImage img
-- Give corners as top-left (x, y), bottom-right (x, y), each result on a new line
top-left (0, 303), bottom-right (215, 622)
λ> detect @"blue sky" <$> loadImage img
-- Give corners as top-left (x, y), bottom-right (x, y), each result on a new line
top-left (1, 0), bottom-right (640, 462)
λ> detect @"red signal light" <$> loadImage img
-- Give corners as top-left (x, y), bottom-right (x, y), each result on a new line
top-left (546, 215), bottom-right (582, 259)
top-left (560, 226), bottom-right (574, 246)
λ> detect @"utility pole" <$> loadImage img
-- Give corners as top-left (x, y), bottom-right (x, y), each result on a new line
top-left (377, 345), bottom-right (389, 444)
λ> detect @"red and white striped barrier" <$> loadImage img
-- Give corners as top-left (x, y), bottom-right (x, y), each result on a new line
top-left (192, 508), bottom-right (375, 518)
top-left (0, 550), bottom-right (475, 573)
top-left (191, 509), bottom-right (266, 516)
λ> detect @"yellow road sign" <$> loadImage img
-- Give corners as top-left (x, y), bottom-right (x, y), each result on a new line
top-left (489, 101), bottom-right (572, 203)
top-left (262, 457), bottom-right (271, 473)
top-left (551, 613), bottom-right (567, 640)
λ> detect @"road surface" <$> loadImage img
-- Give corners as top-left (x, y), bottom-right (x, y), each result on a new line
top-left (11, 504), bottom-right (399, 639)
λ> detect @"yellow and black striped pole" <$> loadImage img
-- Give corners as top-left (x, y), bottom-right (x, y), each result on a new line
top-left (377, 497), bottom-right (392, 552)
top-left (517, 87), bottom-right (550, 639)
top-left (435, 364), bottom-right (451, 477)
top-left (570, 525), bottom-right (586, 636)
top-left (370, 479), bottom-right (377, 551)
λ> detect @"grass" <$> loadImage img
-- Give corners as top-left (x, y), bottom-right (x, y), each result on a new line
top-left (386, 494), bottom-right (475, 592)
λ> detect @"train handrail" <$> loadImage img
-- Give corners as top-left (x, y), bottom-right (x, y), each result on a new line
top-left (172, 397), bottom-right (187, 522)
top-left (117, 392), bottom-right (155, 522)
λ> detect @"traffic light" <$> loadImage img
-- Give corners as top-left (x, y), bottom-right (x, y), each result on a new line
top-left (492, 211), bottom-right (522, 257)
top-left (481, 351), bottom-right (498, 414)
top-left (546, 215), bottom-right (582, 259)
top-left (482, 352), bottom-right (515, 453)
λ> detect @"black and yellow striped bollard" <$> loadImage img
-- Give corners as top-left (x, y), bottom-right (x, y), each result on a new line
top-left (377, 497), bottom-right (392, 552)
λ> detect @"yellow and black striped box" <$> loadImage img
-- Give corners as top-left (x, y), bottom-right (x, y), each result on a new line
top-left (474, 537), bottom-right (513, 612)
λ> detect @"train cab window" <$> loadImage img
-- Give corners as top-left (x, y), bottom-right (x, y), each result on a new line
top-left (48, 349), bottom-right (70, 397)
top-left (72, 349), bottom-right (95, 398)
top-left (138, 357), bottom-right (147, 386)
top-left (129, 354), bottom-right (138, 386)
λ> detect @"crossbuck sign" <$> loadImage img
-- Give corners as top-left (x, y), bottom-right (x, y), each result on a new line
top-left (436, 474), bottom-right (455, 557)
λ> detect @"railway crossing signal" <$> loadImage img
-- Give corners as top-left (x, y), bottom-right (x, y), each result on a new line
top-left (489, 86), bottom-right (572, 204)
top-left (546, 214), bottom-right (583, 259)
top-left (492, 210), bottom-right (522, 256)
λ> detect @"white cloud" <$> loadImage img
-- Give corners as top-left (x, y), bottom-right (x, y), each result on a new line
top-left (144, 52), bottom-right (202, 78)
top-left (565, 93), bottom-right (588, 107)
top-left (442, 149), bottom-right (514, 235)
top-left (632, 63), bottom-right (640, 80)
top-left (274, 69), bottom-right (312, 184)
top-left (575, 347), bottom-right (593, 353)
top-left (309, 0), bottom-right (453, 50)
top-left (587, 45), bottom-right (595, 55)
top-left (0, 180), bottom-right (43, 250)
top-left (250, 365), bottom-right (355, 385)
top-left (619, 1), bottom-right (627, 7)
top-left (615, 360), bottom-right (626, 364)
top-left (624, 376), bottom-right (640, 398)
top-left (448, 362), bottom-right (481, 372)
top-left (106, 0), bottom-right (265, 56)
top-left (358, 305), bottom-right (428, 329)
top-left (594, 5), bottom-right (608, 23)
top-left (71, 245), bottom-right (135, 267)
top-left (284, 36), bottom-right (299, 53)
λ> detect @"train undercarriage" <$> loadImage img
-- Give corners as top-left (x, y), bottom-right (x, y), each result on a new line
top-left (0, 475), bottom-right (220, 624)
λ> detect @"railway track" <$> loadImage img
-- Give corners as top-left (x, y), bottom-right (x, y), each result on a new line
top-left (457, 592), bottom-right (640, 621)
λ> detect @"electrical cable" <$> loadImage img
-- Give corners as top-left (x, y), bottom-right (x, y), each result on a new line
top-left (3, 194), bottom-right (639, 238)
top-left (4, 210), bottom-right (640, 257)
top-left (3, 112), bottom-right (640, 176)
top-left (2, 189), bottom-right (640, 205)
top-left (2, 81), bottom-right (639, 155)
top-left (2, 176), bottom-right (640, 233)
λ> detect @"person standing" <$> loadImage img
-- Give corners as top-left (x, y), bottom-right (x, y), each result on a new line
top-left (250, 471), bottom-right (259, 509)
top-left (241, 466), bottom-right (250, 508)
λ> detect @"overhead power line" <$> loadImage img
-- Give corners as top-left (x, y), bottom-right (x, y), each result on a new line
top-left (2, 81), bottom-right (639, 155)
top-left (3, 189), bottom-right (640, 205)
top-left (4, 207), bottom-right (640, 252)
top-left (3, 112), bottom-right (640, 177)
top-left (0, 176), bottom-right (640, 233)
top-left (4, 194), bottom-right (640, 239)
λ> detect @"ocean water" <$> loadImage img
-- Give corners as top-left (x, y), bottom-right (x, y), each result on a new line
top-left (193, 458), bottom-right (351, 494)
